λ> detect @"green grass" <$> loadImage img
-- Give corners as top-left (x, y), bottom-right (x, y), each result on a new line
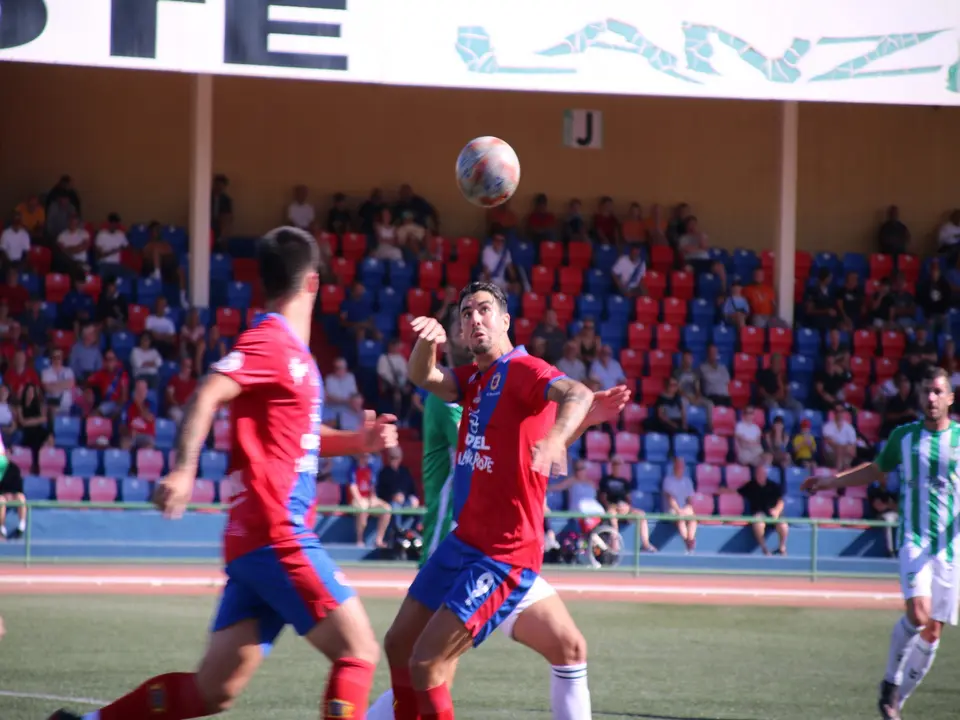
top-left (1, 595), bottom-right (957, 719)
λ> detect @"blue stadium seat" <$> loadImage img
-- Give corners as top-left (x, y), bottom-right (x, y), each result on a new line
top-left (768, 408), bottom-right (796, 433)
top-left (794, 327), bottom-right (820, 357)
top-left (732, 249), bottom-right (759, 278)
top-left (598, 320), bottom-right (625, 354)
top-left (210, 253), bottom-right (233, 283)
top-left (359, 257), bottom-right (385, 287)
top-left (19, 272), bottom-right (40, 296)
top-left (226, 282), bottom-right (252, 309)
top-left (121, 477), bottom-right (152, 502)
top-left (330, 456), bottom-right (353, 485)
top-left (69, 448), bottom-right (99, 477)
top-left (154, 419), bottom-right (176, 451)
top-left (160, 226), bottom-right (188, 254)
top-left (114, 276), bottom-right (133, 299)
top-left (593, 244), bottom-right (617, 273)
top-left (388, 260), bottom-right (414, 294)
top-left (377, 287), bottom-right (402, 316)
top-left (644, 433), bottom-right (670, 464)
top-left (357, 339), bottom-right (383, 369)
top-left (577, 294), bottom-right (602, 321)
top-left (631, 490), bottom-right (657, 514)
top-left (633, 462), bottom-right (663, 493)
top-left (686, 405), bottom-right (708, 435)
top-left (788, 354), bottom-right (815, 381)
top-left (711, 324), bottom-right (736, 355)
top-left (782, 495), bottom-right (806, 519)
top-left (585, 269), bottom-right (610, 296)
top-left (505, 292), bottom-right (521, 318)
top-left (785, 466), bottom-right (810, 495)
top-left (104, 449), bottom-right (132, 478)
top-left (24, 475), bottom-right (51, 501)
top-left (509, 240), bottom-right (535, 273)
top-left (40, 301), bottom-right (57, 322)
top-left (136, 277), bottom-right (161, 308)
top-left (813, 251), bottom-right (841, 278)
top-left (54, 416), bottom-right (81, 448)
top-left (842, 252), bottom-right (868, 280)
top-left (200, 450), bottom-right (228, 479)
top-left (690, 298), bottom-right (715, 327)
top-left (546, 490), bottom-right (566, 512)
top-left (127, 223), bottom-right (150, 248)
top-left (788, 380), bottom-right (810, 404)
top-left (683, 324), bottom-right (708, 354)
top-left (373, 313), bottom-right (397, 339)
top-left (799, 408), bottom-right (824, 435)
top-left (696, 272), bottom-right (722, 303)
top-left (605, 295), bottom-right (630, 321)
top-left (110, 331), bottom-right (136, 359)
top-left (673, 433), bottom-right (700, 464)
top-left (766, 466), bottom-right (783, 485)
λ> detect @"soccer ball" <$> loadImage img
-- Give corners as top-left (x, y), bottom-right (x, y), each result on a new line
top-left (455, 136), bottom-right (520, 208)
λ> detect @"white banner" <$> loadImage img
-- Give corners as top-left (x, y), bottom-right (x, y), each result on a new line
top-left (0, 0), bottom-right (957, 106)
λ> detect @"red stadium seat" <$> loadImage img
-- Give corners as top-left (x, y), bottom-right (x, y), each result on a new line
top-left (45, 273), bottom-right (70, 304)
top-left (583, 461), bottom-right (603, 485)
top-left (88, 476), bottom-right (118, 503)
top-left (644, 271), bottom-right (666, 300)
top-left (619, 349), bottom-right (644, 379)
top-left (650, 245), bottom-right (674, 274)
top-left (881, 330), bottom-right (906, 359)
top-left (50, 329), bottom-right (75, 353)
top-left (550, 293), bottom-right (575, 325)
top-left (455, 236), bottom-right (481, 266)
top-left (614, 432), bottom-right (641, 462)
top-left (661, 298), bottom-right (686, 326)
top-left (873, 357), bottom-right (897, 384)
top-left (849, 355), bottom-right (871, 384)
top-left (513, 318), bottom-right (534, 346)
top-left (725, 464), bottom-right (751, 491)
top-left (245, 307), bottom-right (263, 328)
top-left (85, 417), bottom-right (113, 447)
top-left (445, 262), bottom-right (472, 290)
top-left (538, 241), bottom-right (564, 269)
top-left (120, 248), bottom-right (143, 274)
top-left (530, 266), bottom-right (555, 295)
top-left (740, 326), bottom-right (765, 355)
top-left (857, 410), bottom-right (881, 444)
top-left (627, 322), bottom-right (653, 351)
top-left (330, 257), bottom-right (356, 285)
top-left (869, 253), bottom-right (894, 279)
top-left (213, 419), bottom-right (231, 452)
top-left (807, 494), bottom-right (835, 520)
top-left (640, 377), bottom-right (664, 405)
top-left (670, 271), bottom-right (695, 301)
top-left (585, 431), bottom-right (612, 461)
top-left (136, 449), bottom-right (165, 480)
top-left (406, 289), bottom-right (432, 318)
top-left (10, 445), bottom-right (33, 473)
top-left (656, 324), bottom-right (681, 353)
top-left (717, 493), bottom-right (746, 523)
top-left (567, 241), bottom-right (592, 270)
top-left (127, 304), bottom-right (149, 334)
top-left (232, 258), bottom-right (260, 284)
top-left (760, 251), bottom-right (775, 275)
top-left (646, 350), bottom-right (672, 380)
top-left (838, 496), bottom-right (865, 523)
top-left (191, 479), bottom-right (216, 505)
top-left (557, 267), bottom-right (583, 295)
top-left (853, 329), bottom-right (878, 357)
top-left (733, 354), bottom-right (758, 382)
top-left (711, 407), bottom-right (736, 437)
top-left (896, 254), bottom-right (920, 284)
top-left (55, 475), bottom-right (84, 502)
top-left (341, 233), bottom-right (367, 262)
top-left (842, 382), bottom-right (866, 409)
top-left (695, 464), bottom-right (722, 493)
top-left (702, 435), bottom-right (729, 465)
top-left (418, 261), bottom-right (442, 291)
top-left (521, 292), bottom-right (547, 319)
top-left (622, 403), bottom-right (647, 433)
top-left (845, 485), bottom-right (869, 499)
top-left (689, 492), bottom-right (716, 518)
top-left (27, 245), bottom-right (52, 274)
top-left (320, 285), bottom-right (345, 314)
top-left (398, 314), bottom-right (416, 344)
top-left (794, 251), bottom-right (812, 281)
top-left (216, 308), bottom-right (242, 337)
top-left (77, 274), bottom-right (102, 302)
top-left (768, 327), bottom-right (793, 356)
top-left (635, 296), bottom-right (659, 324)
top-left (728, 379), bottom-right (751, 409)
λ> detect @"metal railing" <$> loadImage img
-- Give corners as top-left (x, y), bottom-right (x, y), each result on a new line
top-left (0, 500), bottom-right (897, 580)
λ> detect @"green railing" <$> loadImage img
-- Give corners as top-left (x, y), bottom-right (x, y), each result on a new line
top-left (0, 500), bottom-right (897, 580)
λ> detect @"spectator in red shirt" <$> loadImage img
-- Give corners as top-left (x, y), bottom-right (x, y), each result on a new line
top-left (4, 350), bottom-right (38, 398)
top-left (525, 193), bottom-right (557, 242)
top-left (592, 196), bottom-right (622, 247)
top-left (87, 349), bottom-right (129, 419)
top-left (348, 453), bottom-right (391, 548)
top-left (166, 356), bottom-right (197, 425)
top-left (125, 378), bottom-right (156, 448)
top-left (0, 269), bottom-right (29, 316)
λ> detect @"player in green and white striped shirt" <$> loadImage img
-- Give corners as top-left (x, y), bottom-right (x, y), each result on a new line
top-left (803, 365), bottom-right (959, 720)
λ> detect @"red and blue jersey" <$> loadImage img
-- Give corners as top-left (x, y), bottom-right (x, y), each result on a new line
top-left (450, 347), bottom-right (566, 571)
top-left (212, 313), bottom-right (323, 564)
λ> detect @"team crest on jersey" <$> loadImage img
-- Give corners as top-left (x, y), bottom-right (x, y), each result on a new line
top-left (289, 358), bottom-right (310, 385)
top-left (326, 698), bottom-right (355, 718)
top-left (489, 372), bottom-right (502, 392)
top-left (147, 683), bottom-right (167, 712)
top-left (212, 351), bottom-right (244, 373)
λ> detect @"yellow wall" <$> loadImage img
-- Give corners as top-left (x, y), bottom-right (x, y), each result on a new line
top-left (1, 62), bottom-right (957, 255)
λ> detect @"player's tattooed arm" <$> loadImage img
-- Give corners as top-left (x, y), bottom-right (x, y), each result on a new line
top-left (173, 373), bottom-right (241, 474)
top-left (408, 317), bottom-right (460, 403)
top-left (545, 377), bottom-right (594, 447)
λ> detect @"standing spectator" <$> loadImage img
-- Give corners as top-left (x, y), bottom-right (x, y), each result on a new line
top-left (45, 175), bottom-right (81, 215)
top-left (87, 350), bottom-right (130, 419)
top-left (326, 192), bottom-right (352, 235)
top-left (286, 185), bottom-right (315, 230)
top-left (822, 404), bottom-right (857, 470)
top-left (324, 358), bottom-right (359, 425)
top-left (726, 464), bottom-right (788, 556)
top-left (532, 309), bottom-right (566, 364)
top-left (597, 457), bottom-right (656, 553)
top-left (130, 333), bottom-right (163, 387)
top-left (662, 457), bottom-right (698, 552)
top-left (0, 213), bottom-right (30, 269)
top-left (165, 357), bottom-right (197, 425)
top-left (734, 406), bottom-right (765, 467)
top-left (674, 350), bottom-right (714, 430)
top-left (45, 195), bottom-right (74, 240)
top-left (41, 348), bottom-right (75, 420)
top-left (804, 268), bottom-right (837, 331)
top-left (377, 339), bottom-right (411, 420)
top-left (700, 344), bottom-right (731, 405)
top-left (592, 196), bottom-right (621, 246)
top-left (15, 196), bottom-right (45, 241)
top-left (68, 325), bottom-right (103, 382)
top-left (145, 298), bottom-right (177, 357)
top-left (588, 345), bottom-right (626, 392)
top-left (790, 419), bottom-right (817, 470)
top-left (916, 260), bottom-right (951, 334)
top-left (611, 243), bottom-right (647, 297)
top-left (211, 174), bottom-right (234, 249)
top-left (348, 454), bottom-right (391, 548)
top-left (125, 378), bottom-right (156, 448)
top-left (743, 269), bottom-right (779, 328)
top-left (57, 214), bottom-right (92, 272)
top-left (94, 213), bottom-right (129, 272)
top-left (878, 205), bottom-right (911, 256)
top-left (377, 447), bottom-right (420, 536)
top-left (525, 193), bottom-right (556, 241)
top-left (480, 232), bottom-right (518, 293)
top-left (555, 341), bottom-right (587, 383)
top-left (837, 271), bottom-right (865, 330)
top-left (647, 377), bottom-right (687, 436)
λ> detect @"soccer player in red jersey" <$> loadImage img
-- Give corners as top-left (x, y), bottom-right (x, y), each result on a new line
top-left (49, 227), bottom-right (398, 720)
top-left (384, 281), bottom-right (601, 720)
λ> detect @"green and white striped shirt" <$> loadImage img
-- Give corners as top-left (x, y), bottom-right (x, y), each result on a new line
top-left (876, 420), bottom-right (960, 559)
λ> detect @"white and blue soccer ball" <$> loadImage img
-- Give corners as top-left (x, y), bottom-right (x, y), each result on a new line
top-left (455, 136), bottom-right (521, 208)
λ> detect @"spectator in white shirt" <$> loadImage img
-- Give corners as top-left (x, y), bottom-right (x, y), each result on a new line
top-left (938, 209), bottom-right (960, 265)
top-left (555, 341), bottom-right (587, 383)
top-left (372, 208), bottom-right (404, 262)
top-left (823, 403), bottom-right (857, 470)
top-left (662, 457), bottom-right (698, 552)
top-left (94, 213), bottom-right (129, 266)
top-left (324, 357), bottom-right (359, 424)
top-left (145, 297), bottom-right (177, 357)
top-left (41, 348), bottom-right (75, 419)
top-left (377, 339), bottom-right (411, 420)
top-left (734, 406), bottom-right (765, 467)
top-left (57, 214), bottom-right (91, 269)
top-left (611, 244), bottom-right (647, 297)
top-left (0, 213), bottom-right (30, 267)
top-left (130, 332), bottom-right (163, 387)
top-left (588, 344), bottom-right (626, 391)
top-left (480, 233), bottom-right (518, 293)
top-left (286, 184), bottom-right (316, 230)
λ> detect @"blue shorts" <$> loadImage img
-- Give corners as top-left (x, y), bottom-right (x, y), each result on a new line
top-left (408, 533), bottom-right (538, 647)
top-left (212, 536), bottom-right (355, 654)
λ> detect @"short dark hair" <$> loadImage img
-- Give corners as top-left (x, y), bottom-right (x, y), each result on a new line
top-left (923, 364), bottom-right (950, 384)
top-left (258, 226), bottom-right (320, 302)
top-left (458, 281), bottom-right (508, 313)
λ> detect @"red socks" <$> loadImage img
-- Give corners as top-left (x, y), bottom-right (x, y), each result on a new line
top-left (322, 657), bottom-right (376, 720)
top-left (416, 683), bottom-right (454, 720)
top-left (390, 666), bottom-right (421, 720)
top-left (97, 672), bottom-right (208, 719)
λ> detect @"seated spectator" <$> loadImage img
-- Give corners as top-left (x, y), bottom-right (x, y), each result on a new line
top-left (0, 437), bottom-right (26, 540)
top-left (87, 349), bottom-right (130, 420)
top-left (526, 193), bottom-right (556, 241)
top-left (904, 327), bottom-right (938, 383)
top-left (69, 325), bottom-right (103, 382)
top-left (562, 199), bottom-right (586, 242)
top-left (532, 309), bottom-right (566, 364)
top-left (837, 271), bottom-right (864, 331)
top-left (611, 243), bottom-right (647, 297)
top-left (57, 214), bottom-right (92, 272)
top-left (575, 318), bottom-right (601, 365)
top-left (0, 386), bottom-right (17, 444)
top-left (377, 339), bottom-right (412, 420)
top-left (647, 376), bottom-right (688, 436)
top-left (125, 378), bottom-right (156, 449)
top-left (677, 216), bottom-right (711, 274)
top-left (286, 184), bottom-right (316, 230)
top-left (96, 277), bottom-right (127, 331)
top-left (592, 196), bottom-right (621, 247)
top-left (397, 211), bottom-right (427, 258)
top-left (339, 283), bottom-right (377, 341)
top-left (41, 348), bottom-right (75, 421)
top-left (339, 393), bottom-right (366, 432)
top-left (528, 337), bottom-right (548, 360)
top-left (724, 464), bottom-right (788, 556)
top-left (588, 344), bottom-right (626, 392)
top-left (15, 195), bottom-right (45, 241)
top-left (734, 406), bottom-right (764, 467)
top-left (145, 298), bottom-right (177, 358)
top-left (0, 213), bottom-right (30, 270)
top-left (823, 328), bottom-right (851, 365)
top-left (878, 205), bottom-right (910, 256)
top-left (372, 208), bottom-right (402, 261)
top-left (179, 309), bottom-right (206, 361)
top-left (700, 344), bottom-right (731, 406)
top-left (756, 354), bottom-right (802, 412)
top-left (487, 200), bottom-right (518, 236)
top-left (165, 357), bottom-right (196, 425)
top-left (4, 349), bottom-right (38, 397)
top-left (937, 209), bottom-right (960, 266)
top-left (378, 446), bottom-right (420, 536)
top-left (16, 383), bottom-right (49, 457)
top-left (326, 192), bottom-right (351, 235)
top-left (667, 202), bottom-right (692, 246)
top-left (916, 259), bottom-right (951, 334)
top-left (130, 332), bottom-right (163, 387)
top-left (722, 280), bottom-right (750, 328)
top-left (867, 480), bottom-right (899, 557)
top-left (141, 222), bottom-right (178, 283)
top-left (804, 268), bottom-right (838, 331)
top-left (198, 325), bottom-right (229, 371)
top-left (94, 213), bottom-right (129, 273)
top-left (812, 354), bottom-right (850, 411)
top-left (868, 277), bottom-right (896, 328)
top-left (621, 202), bottom-right (646, 246)
top-left (881, 375), bottom-right (918, 438)
top-left (822, 404), bottom-right (857, 470)
top-left (324, 357), bottom-right (359, 424)
top-left (480, 232), bottom-right (519, 293)
top-left (555, 341), bottom-right (586, 383)
top-left (765, 416), bottom-right (791, 469)
top-left (348, 453), bottom-right (391, 548)
top-left (662, 456), bottom-right (697, 552)
top-left (393, 183), bottom-right (437, 232)
top-left (889, 273), bottom-right (916, 329)
top-left (674, 350), bottom-right (713, 430)
top-left (0, 270), bottom-right (28, 317)
top-left (598, 457), bottom-right (656, 552)
top-left (791, 418), bottom-right (817, 469)
top-left (743, 269), bottom-right (781, 328)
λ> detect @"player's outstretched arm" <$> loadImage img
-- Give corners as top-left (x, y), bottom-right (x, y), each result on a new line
top-left (800, 462), bottom-right (883, 494)
top-left (408, 316), bottom-right (459, 403)
top-left (319, 410), bottom-right (399, 457)
top-left (532, 377), bottom-right (594, 477)
top-left (565, 384), bottom-right (632, 448)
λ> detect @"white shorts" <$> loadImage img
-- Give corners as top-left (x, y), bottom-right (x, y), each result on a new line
top-left (499, 575), bottom-right (558, 639)
top-left (899, 544), bottom-right (960, 625)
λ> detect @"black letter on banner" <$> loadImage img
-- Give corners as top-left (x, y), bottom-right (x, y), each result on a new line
top-left (576, 112), bottom-right (594, 147)
top-left (224, 0), bottom-right (347, 71)
top-left (110, 0), bottom-right (205, 59)
top-left (0, 0), bottom-right (49, 50)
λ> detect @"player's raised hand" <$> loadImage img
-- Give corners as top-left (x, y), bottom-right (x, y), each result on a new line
top-left (531, 435), bottom-right (568, 479)
top-left (411, 316), bottom-right (447, 345)
top-left (361, 409), bottom-right (399, 452)
top-left (587, 384), bottom-right (632, 427)
top-left (152, 469), bottom-right (196, 520)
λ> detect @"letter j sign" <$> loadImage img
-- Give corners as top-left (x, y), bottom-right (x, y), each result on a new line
top-left (563, 109), bottom-right (603, 150)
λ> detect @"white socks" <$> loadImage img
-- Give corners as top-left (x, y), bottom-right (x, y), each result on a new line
top-left (551, 663), bottom-right (592, 720)
top-left (17, 519), bottom-right (25, 532)
top-left (365, 688), bottom-right (395, 719)
top-left (884, 615), bottom-right (920, 685)
top-left (899, 638), bottom-right (939, 708)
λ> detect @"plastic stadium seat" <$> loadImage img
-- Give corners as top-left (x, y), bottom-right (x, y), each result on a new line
top-left (838, 496), bottom-right (865, 522)
top-left (845, 484), bottom-right (869, 499)
top-left (200, 450), bottom-right (228, 479)
top-left (121, 477), bottom-right (152, 503)
top-left (320, 285), bottom-right (345, 314)
top-left (712, 324), bottom-right (736, 355)
top-left (702, 434), bottom-right (728, 464)
top-left (669, 271), bottom-right (694, 301)
top-left (209, 254), bottom-right (233, 283)
top-left (330, 257), bottom-right (356, 285)
top-left (582, 461), bottom-right (603, 485)
top-left (316, 481), bottom-right (341, 506)
top-left (727, 379), bottom-right (751, 409)
top-left (740, 326), bottom-right (765, 355)
top-left (38, 447), bottom-right (67, 477)
top-left (733, 353), bottom-right (758, 381)
top-left (403, 288), bottom-right (429, 317)
top-left (513, 318), bottom-right (534, 346)
top-left (529, 266), bottom-right (554, 295)
top-left (874, 356), bottom-right (897, 383)
top-left (655, 324), bottom-right (680, 353)
top-left (398, 314), bottom-right (416, 345)
top-left (547, 293), bottom-right (573, 324)
top-left (340, 232), bottom-right (367, 261)
top-left (557, 267), bottom-right (583, 295)
top-left (190, 479), bottom-right (216, 505)
top-left (584, 431), bottom-right (612, 461)
top-left (725, 464), bottom-right (751, 490)
top-left (690, 298), bottom-right (714, 327)
top-left (45, 273), bottom-right (70, 303)
top-left (69, 447), bottom-right (98, 477)
top-left (622, 403), bottom-right (647, 433)
top-left (807, 494), bottom-right (836, 520)
top-left (537, 241), bottom-right (563, 269)
top-left (455, 236), bottom-right (481, 266)
top-left (759, 250), bottom-right (775, 274)
top-left (647, 349), bottom-right (672, 379)
top-left (612, 431), bottom-right (640, 462)
top-left (842, 382), bottom-right (866, 408)
top-left (357, 339), bottom-right (383, 369)
top-left (567, 241), bottom-right (592, 270)
top-left (869, 253), bottom-right (894, 279)
top-left (644, 271), bottom-right (666, 300)
top-left (764, 326), bottom-right (791, 356)
top-left (23, 475), bottom-right (50, 500)
top-left (849, 355), bottom-right (871, 384)
top-left (853, 329), bottom-right (878, 357)
top-left (27, 245), bottom-right (52, 274)
top-left (686, 404), bottom-right (708, 435)
top-left (619, 349), bottom-right (644, 379)
top-left (634, 462), bottom-right (662, 492)
top-left (233, 257), bottom-right (260, 284)
top-left (122, 303), bottom-right (147, 334)
top-left (793, 327), bottom-right (819, 357)
top-left (793, 251), bottom-right (812, 280)
top-left (650, 245), bottom-right (674, 274)
top-left (661, 297), bottom-right (686, 326)
top-left (689, 492), bottom-right (716, 517)
top-left (245, 307), bottom-right (264, 328)
top-left (137, 449), bottom-right (165, 480)
top-left (214, 307), bottom-right (241, 337)
top-left (212, 419), bottom-right (231, 452)
top-left (87, 476), bottom-right (117, 503)
top-left (716, 493), bottom-right (746, 523)
top-left (635, 296), bottom-right (658, 324)
top-left (84, 417), bottom-right (113, 448)
top-left (415, 261), bottom-right (442, 292)
top-left (585, 269), bottom-right (610, 296)
top-left (102, 449), bottom-right (130, 478)
top-left (639, 377), bottom-right (663, 405)
top-left (520, 292), bottom-right (546, 320)
top-left (711, 407), bottom-right (736, 437)
top-left (577, 294), bottom-right (602, 321)
top-left (77, 274), bottom-right (102, 301)
top-left (857, 410), bottom-right (881, 443)
top-left (673, 433), bottom-right (700, 464)
top-left (644, 433), bottom-right (670, 464)
top-left (54, 416), bottom-right (82, 448)
top-left (50, 329), bottom-right (75, 353)
top-left (896, 254), bottom-right (920, 284)
top-left (881, 330), bottom-right (906, 359)
top-left (627, 322), bottom-right (653, 351)
top-left (55, 475), bottom-right (85, 502)
top-left (10, 446), bottom-right (33, 473)
top-left (695, 464), bottom-right (722, 494)
top-left (683, 324), bottom-right (709, 354)
top-left (445, 262), bottom-right (472, 289)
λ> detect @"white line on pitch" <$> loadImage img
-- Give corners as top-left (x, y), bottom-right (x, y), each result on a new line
top-left (0, 689), bottom-right (105, 705)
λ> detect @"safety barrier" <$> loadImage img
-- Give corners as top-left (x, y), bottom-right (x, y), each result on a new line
top-left (0, 501), bottom-right (898, 581)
